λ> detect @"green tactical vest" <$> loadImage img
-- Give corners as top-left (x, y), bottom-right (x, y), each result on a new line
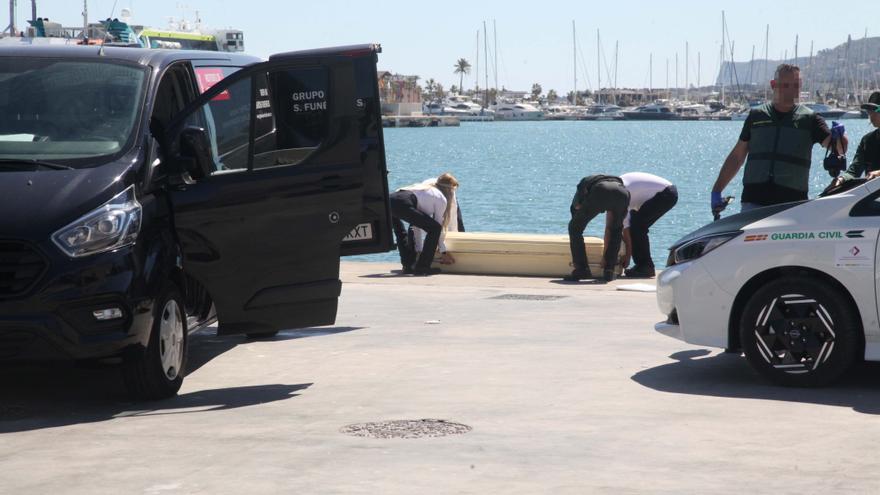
top-left (743, 103), bottom-right (815, 192)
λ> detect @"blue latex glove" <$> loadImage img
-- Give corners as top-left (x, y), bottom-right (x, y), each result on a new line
top-left (711, 191), bottom-right (724, 210)
top-left (831, 121), bottom-right (845, 140)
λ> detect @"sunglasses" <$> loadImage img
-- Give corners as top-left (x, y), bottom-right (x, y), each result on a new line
top-left (776, 82), bottom-right (801, 89)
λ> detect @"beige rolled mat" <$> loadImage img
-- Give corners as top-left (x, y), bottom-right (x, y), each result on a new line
top-left (430, 231), bottom-right (624, 277)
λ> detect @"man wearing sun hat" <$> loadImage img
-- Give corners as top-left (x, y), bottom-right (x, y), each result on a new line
top-left (833, 92), bottom-right (880, 184)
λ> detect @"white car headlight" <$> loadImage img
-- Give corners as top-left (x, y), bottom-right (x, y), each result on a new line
top-left (671, 231), bottom-right (741, 265)
top-left (52, 185), bottom-right (142, 258)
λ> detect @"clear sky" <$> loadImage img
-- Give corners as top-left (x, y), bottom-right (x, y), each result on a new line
top-left (15, 0), bottom-right (878, 93)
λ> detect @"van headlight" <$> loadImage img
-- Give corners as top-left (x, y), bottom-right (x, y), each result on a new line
top-left (670, 231), bottom-right (741, 265)
top-left (52, 186), bottom-right (142, 258)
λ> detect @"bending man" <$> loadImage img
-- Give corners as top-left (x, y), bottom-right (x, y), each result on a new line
top-left (620, 172), bottom-right (678, 278)
top-left (566, 175), bottom-right (630, 282)
top-left (389, 173), bottom-right (459, 275)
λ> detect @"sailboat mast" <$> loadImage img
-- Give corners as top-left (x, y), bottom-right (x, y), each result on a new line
top-left (844, 35), bottom-right (851, 102)
top-left (7, 0), bottom-right (14, 36)
top-left (731, 41), bottom-right (737, 101)
top-left (764, 24), bottom-right (769, 101)
top-left (748, 45), bottom-right (755, 86)
top-left (573, 20), bottom-right (577, 105)
top-left (483, 21), bottom-right (489, 107)
top-left (863, 28), bottom-right (868, 101)
top-left (719, 43), bottom-right (725, 105)
top-left (597, 29), bottom-right (601, 105)
top-left (675, 53), bottom-right (678, 100)
top-left (697, 52), bottom-right (701, 88)
top-left (493, 19), bottom-right (498, 95)
top-left (83, 0), bottom-right (89, 36)
top-left (475, 30), bottom-right (480, 95)
top-left (685, 42), bottom-right (689, 102)
top-left (614, 40), bottom-right (618, 105)
top-left (809, 40), bottom-right (813, 100)
top-left (720, 11), bottom-right (726, 105)
top-left (649, 53), bottom-right (653, 96)
top-left (666, 58), bottom-right (670, 100)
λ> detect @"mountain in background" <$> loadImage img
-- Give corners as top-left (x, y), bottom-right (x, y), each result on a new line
top-left (716, 35), bottom-right (880, 98)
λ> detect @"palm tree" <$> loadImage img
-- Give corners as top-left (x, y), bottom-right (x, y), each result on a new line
top-left (453, 58), bottom-right (472, 94)
top-left (423, 78), bottom-right (436, 101)
top-left (531, 83), bottom-right (543, 101)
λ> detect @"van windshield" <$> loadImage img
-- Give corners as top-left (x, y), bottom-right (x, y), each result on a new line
top-left (0, 57), bottom-right (147, 166)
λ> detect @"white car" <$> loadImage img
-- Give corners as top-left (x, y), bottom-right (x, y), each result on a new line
top-left (656, 178), bottom-right (880, 386)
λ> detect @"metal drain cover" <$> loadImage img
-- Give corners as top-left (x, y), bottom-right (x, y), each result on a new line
top-left (491, 294), bottom-right (567, 301)
top-left (341, 419), bottom-right (471, 439)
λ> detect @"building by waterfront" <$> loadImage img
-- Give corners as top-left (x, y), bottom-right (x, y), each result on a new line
top-left (378, 71), bottom-right (422, 115)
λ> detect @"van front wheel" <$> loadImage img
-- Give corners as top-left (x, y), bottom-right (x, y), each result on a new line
top-left (123, 284), bottom-right (187, 400)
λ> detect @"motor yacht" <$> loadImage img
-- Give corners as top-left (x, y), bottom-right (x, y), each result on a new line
top-left (840, 109), bottom-right (865, 119)
top-left (579, 104), bottom-right (623, 121)
top-left (621, 103), bottom-right (677, 120)
top-left (543, 105), bottom-right (582, 120)
top-left (422, 96), bottom-right (494, 121)
top-left (803, 102), bottom-right (847, 119)
top-left (674, 103), bottom-right (712, 121)
top-left (490, 101), bottom-right (544, 121)
top-left (444, 95), bottom-right (495, 120)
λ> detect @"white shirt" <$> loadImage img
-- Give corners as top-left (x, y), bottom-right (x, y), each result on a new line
top-left (422, 177), bottom-right (460, 233)
top-left (400, 185), bottom-right (449, 252)
top-left (620, 172), bottom-right (673, 228)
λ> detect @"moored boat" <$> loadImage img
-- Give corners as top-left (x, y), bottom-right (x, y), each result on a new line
top-left (622, 103), bottom-right (677, 120)
top-left (490, 102), bottom-right (544, 121)
top-left (579, 104), bottom-right (623, 121)
top-left (803, 102), bottom-right (847, 119)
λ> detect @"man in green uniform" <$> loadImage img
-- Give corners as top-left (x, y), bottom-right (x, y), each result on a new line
top-left (711, 64), bottom-right (848, 213)
top-left (832, 91), bottom-right (880, 185)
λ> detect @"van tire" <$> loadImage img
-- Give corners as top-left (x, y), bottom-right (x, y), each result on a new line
top-left (123, 284), bottom-right (187, 400)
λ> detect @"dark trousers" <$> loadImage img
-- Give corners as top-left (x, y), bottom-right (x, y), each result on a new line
top-left (629, 185), bottom-right (678, 270)
top-left (568, 181), bottom-right (630, 273)
top-left (390, 191), bottom-right (442, 270)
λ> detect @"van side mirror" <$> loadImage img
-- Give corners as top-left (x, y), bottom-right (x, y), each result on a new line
top-left (176, 126), bottom-right (214, 180)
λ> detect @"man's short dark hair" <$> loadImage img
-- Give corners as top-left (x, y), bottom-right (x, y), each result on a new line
top-left (774, 64), bottom-right (800, 80)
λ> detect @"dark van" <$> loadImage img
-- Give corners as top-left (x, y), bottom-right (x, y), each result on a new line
top-left (0, 44), bottom-right (392, 399)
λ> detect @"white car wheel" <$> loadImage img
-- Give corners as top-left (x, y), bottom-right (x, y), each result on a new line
top-left (739, 276), bottom-right (859, 387)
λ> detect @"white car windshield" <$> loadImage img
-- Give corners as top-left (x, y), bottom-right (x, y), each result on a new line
top-left (0, 57), bottom-right (147, 166)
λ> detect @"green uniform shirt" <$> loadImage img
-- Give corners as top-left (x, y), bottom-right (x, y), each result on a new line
top-left (738, 104), bottom-right (830, 205)
top-left (841, 128), bottom-right (880, 180)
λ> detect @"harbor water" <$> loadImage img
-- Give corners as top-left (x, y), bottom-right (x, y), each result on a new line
top-left (359, 119), bottom-right (876, 269)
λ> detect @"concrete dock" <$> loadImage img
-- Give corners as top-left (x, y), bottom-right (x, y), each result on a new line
top-left (2, 261), bottom-right (880, 493)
